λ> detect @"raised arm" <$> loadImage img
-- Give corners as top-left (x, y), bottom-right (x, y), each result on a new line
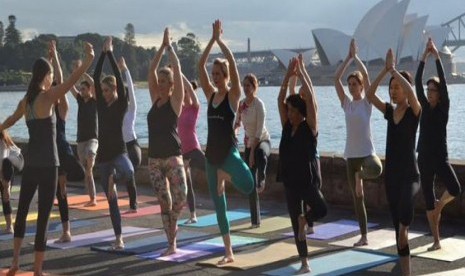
top-left (105, 38), bottom-right (126, 104)
top-left (366, 60), bottom-right (388, 114)
top-left (182, 74), bottom-right (199, 108)
top-left (47, 42), bottom-right (94, 103)
top-left (198, 24), bottom-right (216, 100)
top-left (167, 40), bottom-right (184, 117)
top-left (430, 39), bottom-right (449, 110)
top-left (148, 29), bottom-right (168, 104)
top-left (119, 57), bottom-right (136, 113)
top-left (297, 54), bottom-right (317, 134)
top-left (215, 20), bottom-right (241, 108)
top-left (0, 98), bottom-right (27, 131)
top-left (278, 58), bottom-right (297, 127)
top-left (289, 75), bottom-right (298, 95)
top-left (415, 43), bottom-right (429, 107)
top-left (335, 40), bottom-right (354, 105)
top-left (49, 40), bottom-right (63, 85)
top-left (93, 49), bottom-right (106, 105)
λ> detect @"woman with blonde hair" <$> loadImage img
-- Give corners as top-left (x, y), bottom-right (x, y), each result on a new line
top-left (198, 20), bottom-right (254, 264)
top-left (147, 28), bottom-right (186, 256)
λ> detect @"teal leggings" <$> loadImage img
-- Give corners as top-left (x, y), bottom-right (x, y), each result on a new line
top-left (206, 147), bottom-right (254, 235)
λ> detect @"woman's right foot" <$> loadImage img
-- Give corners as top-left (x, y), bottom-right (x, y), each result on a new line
top-left (161, 245), bottom-right (176, 256)
top-left (54, 232), bottom-right (72, 243)
top-left (84, 200), bottom-right (97, 207)
top-left (298, 215), bottom-right (307, 241)
top-left (217, 255), bottom-right (234, 265)
top-left (108, 174), bottom-right (117, 200)
top-left (427, 242), bottom-right (441, 251)
top-left (184, 217), bottom-right (198, 224)
top-left (6, 265), bottom-right (19, 276)
top-left (296, 264), bottom-right (311, 275)
top-left (353, 237), bottom-right (368, 247)
top-left (4, 225), bottom-right (14, 234)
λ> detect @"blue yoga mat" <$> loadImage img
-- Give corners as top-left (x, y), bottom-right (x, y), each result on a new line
top-left (264, 249), bottom-right (398, 276)
top-left (91, 229), bottom-right (210, 255)
top-left (0, 219), bottom-right (96, 241)
top-left (199, 235), bottom-right (267, 247)
top-left (284, 219), bottom-right (378, 240)
top-left (179, 209), bottom-right (250, 228)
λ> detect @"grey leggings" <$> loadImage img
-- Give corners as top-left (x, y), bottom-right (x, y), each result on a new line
top-left (346, 155), bottom-right (383, 235)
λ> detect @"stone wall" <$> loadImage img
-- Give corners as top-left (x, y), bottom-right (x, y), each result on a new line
top-left (14, 140), bottom-right (465, 217)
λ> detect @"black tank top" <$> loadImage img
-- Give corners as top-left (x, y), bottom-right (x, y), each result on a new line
top-left (25, 102), bottom-right (59, 167)
top-left (147, 98), bottom-right (181, 158)
top-left (76, 95), bottom-right (98, 142)
top-left (205, 93), bottom-right (237, 165)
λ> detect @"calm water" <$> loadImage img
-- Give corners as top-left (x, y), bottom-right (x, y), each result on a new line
top-left (1, 85), bottom-right (464, 160)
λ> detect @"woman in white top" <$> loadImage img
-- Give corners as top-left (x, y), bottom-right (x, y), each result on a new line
top-left (0, 130), bottom-right (20, 234)
top-left (235, 74), bottom-right (270, 227)
top-left (334, 39), bottom-right (382, 247)
top-left (119, 57), bottom-right (140, 212)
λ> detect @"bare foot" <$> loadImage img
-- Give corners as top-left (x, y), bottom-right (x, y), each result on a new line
top-left (296, 264), bottom-right (311, 274)
top-left (6, 265), bottom-right (19, 276)
top-left (54, 232), bottom-right (72, 243)
top-left (257, 180), bottom-right (266, 193)
top-left (217, 179), bottom-right (225, 197)
top-left (2, 181), bottom-right (11, 201)
top-left (84, 200), bottom-right (97, 207)
top-left (125, 208), bottom-right (138, 214)
top-left (5, 225), bottom-right (14, 234)
top-left (217, 255), bottom-right (234, 265)
top-left (217, 169), bottom-right (230, 196)
top-left (298, 215), bottom-right (307, 241)
top-left (353, 237), bottom-right (368, 247)
top-left (161, 245), bottom-right (176, 256)
top-left (307, 226), bottom-right (314, 235)
top-left (112, 236), bottom-right (124, 250)
top-left (184, 217), bottom-right (198, 224)
top-left (427, 242), bottom-right (441, 251)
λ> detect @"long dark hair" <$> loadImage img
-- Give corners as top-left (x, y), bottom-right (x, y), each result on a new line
top-left (26, 57), bottom-right (52, 105)
top-left (286, 94), bottom-right (307, 117)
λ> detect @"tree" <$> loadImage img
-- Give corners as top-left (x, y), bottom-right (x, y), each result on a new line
top-left (4, 15), bottom-right (22, 47)
top-left (124, 23), bottom-right (136, 46)
top-left (0, 21), bottom-right (4, 47)
top-left (176, 32), bottom-right (201, 79)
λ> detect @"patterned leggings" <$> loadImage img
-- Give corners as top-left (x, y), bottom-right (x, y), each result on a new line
top-left (149, 156), bottom-right (187, 246)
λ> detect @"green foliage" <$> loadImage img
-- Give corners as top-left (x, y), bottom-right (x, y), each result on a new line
top-left (176, 32), bottom-right (201, 80)
top-left (0, 21), bottom-right (4, 47)
top-left (124, 23), bottom-right (136, 46)
top-left (4, 15), bottom-right (22, 47)
top-left (0, 70), bottom-right (30, 85)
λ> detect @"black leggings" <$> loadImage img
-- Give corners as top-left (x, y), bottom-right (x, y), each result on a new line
top-left (126, 140), bottom-right (141, 210)
top-left (244, 140), bottom-right (271, 225)
top-left (385, 179), bottom-right (420, 256)
top-left (1, 158), bottom-right (15, 216)
top-left (284, 181), bottom-right (327, 257)
top-left (418, 155), bottom-right (461, 210)
top-left (56, 152), bottom-right (85, 223)
top-left (14, 166), bottom-right (57, 252)
top-left (183, 149), bottom-right (206, 213)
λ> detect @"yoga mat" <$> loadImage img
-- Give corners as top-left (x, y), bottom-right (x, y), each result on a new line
top-left (1, 269), bottom-right (34, 276)
top-left (420, 267), bottom-right (465, 276)
top-left (47, 226), bottom-right (159, 249)
top-left (67, 197), bottom-right (130, 211)
top-left (54, 195), bottom-right (107, 206)
top-left (330, 228), bottom-right (425, 250)
top-left (198, 234), bottom-right (266, 247)
top-left (198, 240), bottom-right (321, 270)
top-left (0, 219), bottom-right (96, 241)
top-left (138, 242), bottom-right (224, 262)
top-left (0, 212), bottom-right (59, 226)
top-left (411, 236), bottom-right (465, 262)
top-left (231, 216), bottom-right (291, 234)
top-left (263, 249), bottom-right (398, 276)
top-left (120, 205), bottom-right (161, 218)
top-left (178, 209), bottom-right (250, 228)
top-left (91, 229), bottom-right (209, 255)
top-left (283, 219), bottom-right (378, 240)
top-left (140, 235), bottom-right (267, 263)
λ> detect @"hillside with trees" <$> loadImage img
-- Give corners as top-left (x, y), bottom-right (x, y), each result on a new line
top-left (0, 15), bottom-right (202, 86)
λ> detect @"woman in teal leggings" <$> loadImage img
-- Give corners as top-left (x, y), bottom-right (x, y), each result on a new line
top-left (198, 19), bottom-right (254, 265)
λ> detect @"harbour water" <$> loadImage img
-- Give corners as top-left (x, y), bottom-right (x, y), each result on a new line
top-left (1, 85), bottom-right (464, 160)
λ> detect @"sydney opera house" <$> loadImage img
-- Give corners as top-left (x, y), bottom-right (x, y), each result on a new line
top-left (268, 0), bottom-right (459, 85)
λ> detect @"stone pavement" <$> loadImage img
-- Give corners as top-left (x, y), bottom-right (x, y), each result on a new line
top-left (1, 177), bottom-right (465, 275)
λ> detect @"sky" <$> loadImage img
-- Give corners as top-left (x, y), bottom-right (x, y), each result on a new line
top-left (0, 0), bottom-right (464, 58)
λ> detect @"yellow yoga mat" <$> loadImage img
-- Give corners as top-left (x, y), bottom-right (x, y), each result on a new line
top-left (231, 216), bottom-right (291, 234)
top-left (411, 236), bottom-right (465, 262)
top-left (0, 212), bottom-right (59, 226)
top-left (198, 240), bottom-right (322, 270)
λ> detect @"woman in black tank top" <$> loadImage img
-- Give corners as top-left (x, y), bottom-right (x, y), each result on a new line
top-left (367, 49), bottom-right (422, 276)
top-left (198, 20), bottom-right (254, 265)
top-left (146, 28), bottom-right (187, 256)
top-left (0, 40), bottom-right (94, 276)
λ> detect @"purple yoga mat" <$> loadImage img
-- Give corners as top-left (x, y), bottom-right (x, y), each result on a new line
top-left (283, 219), bottom-right (378, 240)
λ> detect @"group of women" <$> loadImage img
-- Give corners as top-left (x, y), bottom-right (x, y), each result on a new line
top-left (0, 19), bottom-right (461, 276)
